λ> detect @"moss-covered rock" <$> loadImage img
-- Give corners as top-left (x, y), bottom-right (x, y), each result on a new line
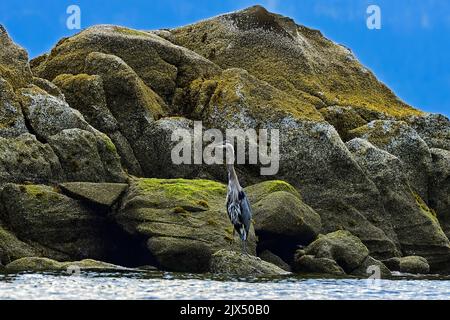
top-left (0, 183), bottom-right (113, 261)
top-left (185, 66), bottom-right (399, 260)
top-left (48, 129), bottom-right (125, 183)
top-left (293, 255), bottom-right (345, 276)
top-left (209, 249), bottom-right (290, 276)
top-left (346, 138), bottom-right (450, 272)
top-left (0, 225), bottom-right (41, 265)
top-left (0, 133), bottom-right (63, 185)
top-left (350, 256), bottom-right (391, 278)
top-left (0, 77), bottom-right (28, 138)
top-left (399, 256), bottom-right (430, 274)
top-left (17, 84), bottom-right (127, 183)
top-left (429, 148), bottom-right (450, 239)
top-left (52, 73), bottom-right (143, 176)
top-left (33, 24), bottom-right (220, 104)
top-left (246, 182), bottom-right (321, 262)
top-left (0, 24), bottom-right (32, 89)
top-left (5, 257), bottom-right (129, 273)
top-left (171, 5), bottom-right (421, 118)
top-left (113, 177), bottom-right (257, 272)
top-left (406, 113), bottom-right (450, 151)
top-left (59, 182), bottom-right (128, 208)
top-left (349, 120), bottom-right (432, 202)
top-left (258, 250), bottom-right (291, 272)
top-left (299, 230), bottom-right (370, 273)
top-left (244, 180), bottom-right (302, 204)
top-left (320, 106), bottom-right (367, 141)
top-left (31, 77), bottom-right (65, 100)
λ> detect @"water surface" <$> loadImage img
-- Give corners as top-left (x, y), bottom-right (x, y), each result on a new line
top-left (0, 271), bottom-right (449, 300)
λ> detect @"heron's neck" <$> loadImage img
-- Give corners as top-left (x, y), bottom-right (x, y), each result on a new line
top-left (227, 164), bottom-right (241, 189)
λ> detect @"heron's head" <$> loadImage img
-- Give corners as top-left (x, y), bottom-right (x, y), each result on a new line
top-left (213, 140), bottom-right (235, 165)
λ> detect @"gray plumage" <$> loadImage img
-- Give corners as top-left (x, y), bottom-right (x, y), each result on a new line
top-left (221, 142), bottom-right (252, 253)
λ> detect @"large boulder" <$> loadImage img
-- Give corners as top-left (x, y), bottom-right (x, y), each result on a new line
top-left (399, 256), bottom-right (430, 274)
top-left (0, 133), bottom-right (63, 185)
top-left (0, 24), bottom-right (32, 88)
top-left (17, 85), bottom-right (126, 183)
top-left (293, 255), bottom-right (345, 276)
top-left (346, 138), bottom-right (450, 272)
top-left (406, 113), bottom-right (450, 151)
top-left (210, 249), bottom-right (289, 276)
top-left (298, 231), bottom-right (369, 273)
top-left (0, 184), bottom-right (113, 261)
top-left (0, 77), bottom-right (28, 138)
top-left (429, 148), bottom-right (450, 239)
top-left (59, 182), bottom-right (128, 208)
top-left (84, 52), bottom-right (165, 176)
top-left (0, 225), bottom-right (40, 265)
top-left (113, 178), bottom-right (257, 273)
top-left (32, 25), bottom-right (220, 104)
top-left (245, 180), bottom-right (321, 262)
top-left (52, 73), bottom-right (142, 176)
top-left (349, 120), bottom-right (432, 202)
top-left (48, 128), bottom-right (125, 183)
top-left (171, 5), bottom-right (421, 118)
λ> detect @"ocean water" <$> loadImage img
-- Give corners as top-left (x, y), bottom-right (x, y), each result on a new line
top-left (0, 271), bottom-right (449, 300)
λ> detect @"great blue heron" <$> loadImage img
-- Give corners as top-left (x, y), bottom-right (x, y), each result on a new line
top-left (218, 141), bottom-right (252, 254)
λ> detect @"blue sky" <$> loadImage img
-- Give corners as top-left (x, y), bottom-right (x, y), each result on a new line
top-left (1, 0), bottom-right (449, 116)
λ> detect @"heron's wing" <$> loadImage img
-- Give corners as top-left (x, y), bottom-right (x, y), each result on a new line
top-left (238, 191), bottom-right (252, 234)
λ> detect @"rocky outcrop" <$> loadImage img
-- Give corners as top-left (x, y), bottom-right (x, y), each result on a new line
top-left (293, 231), bottom-right (390, 277)
top-left (112, 178), bottom-right (257, 272)
top-left (349, 120), bottom-right (432, 202)
top-left (0, 133), bottom-right (63, 185)
top-left (0, 184), bottom-right (113, 261)
top-left (210, 249), bottom-right (290, 276)
top-left (246, 181), bottom-right (321, 263)
top-left (5, 257), bottom-right (130, 273)
top-left (0, 24), bottom-right (32, 88)
top-left (399, 256), bottom-right (430, 274)
top-left (346, 138), bottom-right (450, 272)
top-left (171, 5), bottom-right (420, 118)
top-left (0, 7), bottom-right (449, 276)
top-left (59, 182), bottom-right (128, 207)
top-left (406, 113), bottom-right (450, 151)
top-left (429, 148), bottom-right (450, 239)
top-left (32, 25), bottom-right (220, 104)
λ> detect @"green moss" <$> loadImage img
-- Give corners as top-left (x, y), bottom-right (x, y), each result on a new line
top-left (413, 192), bottom-right (438, 222)
top-left (245, 180), bottom-right (302, 204)
top-left (172, 9), bottom-right (423, 119)
top-left (136, 178), bottom-right (226, 208)
top-left (113, 26), bottom-right (150, 37)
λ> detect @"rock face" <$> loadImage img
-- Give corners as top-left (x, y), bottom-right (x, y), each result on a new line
top-left (5, 257), bottom-right (129, 273)
top-left (113, 178), bottom-right (257, 272)
top-left (246, 180), bottom-right (321, 263)
top-left (293, 231), bottom-right (390, 277)
top-left (0, 7), bottom-right (450, 275)
top-left (59, 182), bottom-right (128, 207)
top-left (171, 5), bottom-right (420, 118)
top-left (349, 120), bottom-right (432, 202)
top-left (0, 184), bottom-right (113, 261)
top-left (0, 24), bottom-right (32, 88)
top-left (399, 256), bottom-right (430, 274)
top-left (210, 249), bottom-right (290, 276)
top-left (346, 138), bottom-right (450, 272)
